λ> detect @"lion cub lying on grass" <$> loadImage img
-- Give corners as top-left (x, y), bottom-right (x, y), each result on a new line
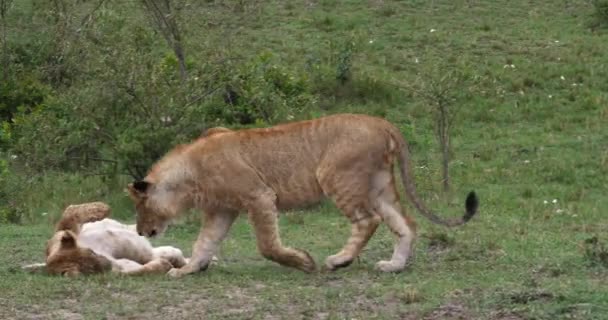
top-left (22, 202), bottom-right (188, 276)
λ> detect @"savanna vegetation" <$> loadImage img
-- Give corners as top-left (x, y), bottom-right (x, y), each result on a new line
top-left (1, 0), bottom-right (607, 319)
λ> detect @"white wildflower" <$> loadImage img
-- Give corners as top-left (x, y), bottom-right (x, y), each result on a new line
top-left (369, 40), bottom-right (374, 44)
top-left (552, 199), bottom-right (558, 204)
top-left (415, 58), bottom-right (419, 63)
top-left (555, 209), bottom-right (564, 214)
top-left (41, 212), bottom-right (48, 216)
top-left (523, 160), bottom-right (530, 164)
top-left (548, 95), bottom-right (553, 99)
top-left (543, 200), bottom-right (548, 205)
top-left (560, 75), bottom-right (565, 81)
top-left (430, 29), bottom-right (436, 33)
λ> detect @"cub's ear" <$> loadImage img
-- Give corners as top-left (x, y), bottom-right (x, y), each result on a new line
top-left (127, 180), bottom-right (151, 199)
top-left (60, 231), bottom-right (77, 249)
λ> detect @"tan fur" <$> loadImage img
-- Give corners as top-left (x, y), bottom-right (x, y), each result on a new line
top-left (201, 126), bottom-right (232, 137)
top-left (127, 113), bottom-right (477, 277)
top-left (23, 202), bottom-right (187, 277)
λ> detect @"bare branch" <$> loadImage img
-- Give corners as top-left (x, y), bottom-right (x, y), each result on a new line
top-left (141, 0), bottom-right (187, 82)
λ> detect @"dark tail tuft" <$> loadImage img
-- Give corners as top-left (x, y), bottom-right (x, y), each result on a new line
top-left (463, 191), bottom-right (479, 222)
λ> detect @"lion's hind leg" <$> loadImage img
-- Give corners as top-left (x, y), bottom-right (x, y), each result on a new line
top-left (114, 258), bottom-right (173, 276)
top-left (319, 173), bottom-right (381, 270)
top-left (373, 170), bottom-right (416, 273)
top-left (325, 211), bottom-right (381, 270)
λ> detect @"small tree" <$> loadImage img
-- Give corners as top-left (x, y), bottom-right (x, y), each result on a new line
top-left (402, 65), bottom-right (471, 193)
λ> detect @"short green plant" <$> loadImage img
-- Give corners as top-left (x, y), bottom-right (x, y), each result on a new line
top-left (583, 236), bottom-right (608, 268)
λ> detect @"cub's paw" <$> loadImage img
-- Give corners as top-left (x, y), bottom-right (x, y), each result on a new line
top-left (167, 267), bottom-right (188, 278)
top-left (147, 259), bottom-right (173, 273)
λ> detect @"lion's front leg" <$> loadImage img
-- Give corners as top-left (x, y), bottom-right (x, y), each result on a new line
top-left (167, 210), bottom-right (238, 278)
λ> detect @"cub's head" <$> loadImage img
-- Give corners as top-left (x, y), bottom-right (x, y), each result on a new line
top-left (45, 231), bottom-right (112, 276)
top-left (127, 180), bottom-right (177, 238)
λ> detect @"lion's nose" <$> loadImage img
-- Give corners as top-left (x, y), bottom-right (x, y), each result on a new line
top-left (138, 231), bottom-right (143, 236)
top-left (150, 229), bottom-right (157, 237)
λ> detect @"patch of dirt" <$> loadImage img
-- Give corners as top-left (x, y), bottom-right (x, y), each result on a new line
top-left (51, 310), bottom-right (83, 320)
top-left (424, 232), bottom-right (456, 258)
top-left (488, 310), bottom-right (526, 320)
top-left (508, 290), bottom-right (554, 304)
top-left (0, 304), bottom-right (82, 320)
top-left (134, 286), bottom-right (259, 319)
top-left (423, 302), bottom-right (471, 320)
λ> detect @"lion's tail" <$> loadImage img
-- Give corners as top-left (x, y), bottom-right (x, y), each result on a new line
top-left (391, 130), bottom-right (478, 227)
top-left (54, 202), bottom-right (111, 234)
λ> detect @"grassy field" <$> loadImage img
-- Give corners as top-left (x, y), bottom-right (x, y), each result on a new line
top-left (2, 0), bottom-right (608, 319)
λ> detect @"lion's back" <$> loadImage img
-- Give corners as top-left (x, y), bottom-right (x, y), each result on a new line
top-left (208, 114), bottom-right (397, 208)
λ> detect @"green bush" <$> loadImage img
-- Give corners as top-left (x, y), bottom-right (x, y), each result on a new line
top-left (0, 75), bottom-right (50, 123)
top-left (590, 0), bottom-right (608, 28)
top-left (0, 156), bottom-right (20, 224)
top-left (7, 51), bottom-right (317, 179)
top-left (205, 53), bottom-right (316, 126)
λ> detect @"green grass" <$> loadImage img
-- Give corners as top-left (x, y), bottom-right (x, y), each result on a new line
top-left (2, 0), bottom-right (608, 319)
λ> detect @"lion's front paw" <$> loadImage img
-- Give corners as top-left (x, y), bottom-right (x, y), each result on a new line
top-left (375, 260), bottom-right (406, 273)
top-left (325, 254), bottom-right (354, 271)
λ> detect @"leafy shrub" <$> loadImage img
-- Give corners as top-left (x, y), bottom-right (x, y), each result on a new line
top-left (0, 75), bottom-right (50, 123)
top-left (205, 53), bottom-right (316, 126)
top-left (0, 156), bottom-right (20, 224)
top-left (590, 0), bottom-right (608, 29)
top-left (7, 51), bottom-right (316, 179)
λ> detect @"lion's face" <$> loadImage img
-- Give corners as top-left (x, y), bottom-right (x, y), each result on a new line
top-left (46, 231), bottom-right (112, 276)
top-left (127, 180), bottom-right (173, 238)
top-left (133, 201), bottom-right (171, 238)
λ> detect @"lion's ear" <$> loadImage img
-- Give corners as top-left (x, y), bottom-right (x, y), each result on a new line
top-left (127, 180), bottom-right (151, 199)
